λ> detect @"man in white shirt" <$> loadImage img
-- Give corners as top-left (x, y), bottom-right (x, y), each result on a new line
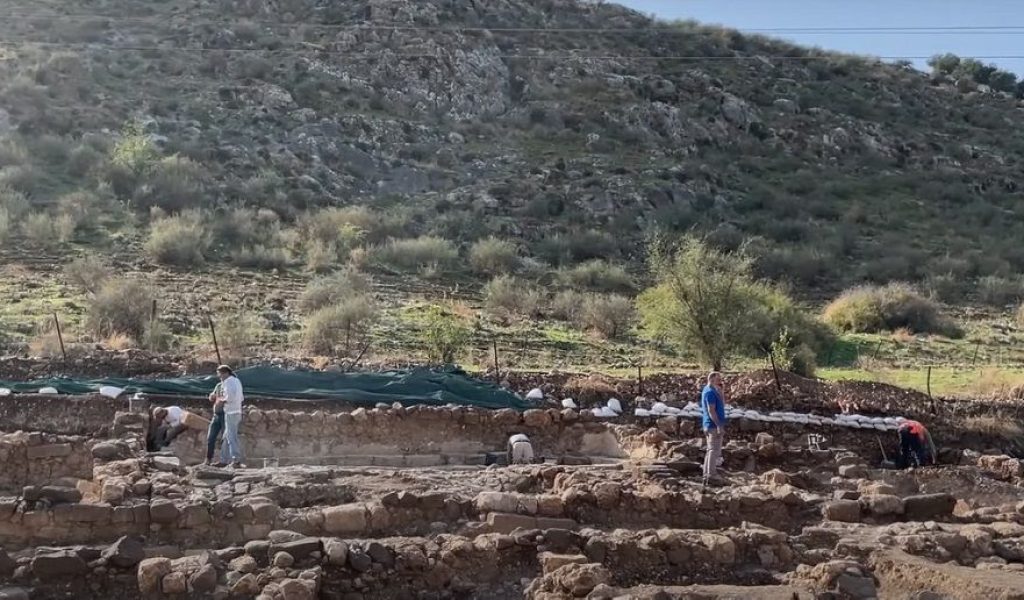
top-left (507, 433), bottom-right (535, 465)
top-left (148, 405), bottom-right (186, 451)
top-left (216, 365), bottom-right (245, 468)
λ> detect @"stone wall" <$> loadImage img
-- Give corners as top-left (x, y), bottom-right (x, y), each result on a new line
top-left (167, 406), bottom-right (629, 465)
top-left (0, 432), bottom-right (93, 490)
top-left (0, 394), bottom-right (123, 436)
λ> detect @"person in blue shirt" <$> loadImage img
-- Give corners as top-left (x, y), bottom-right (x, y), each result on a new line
top-left (701, 371), bottom-right (727, 486)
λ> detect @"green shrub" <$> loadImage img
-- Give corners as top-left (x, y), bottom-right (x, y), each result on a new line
top-left (558, 260), bottom-right (634, 293)
top-left (580, 294), bottom-right (634, 339)
top-left (1017, 304), bottom-right (1024, 328)
top-left (924, 273), bottom-right (968, 304)
top-left (68, 144), bottom-right (104, 178)
top-left (133, 155), bottom-right (208, 212)
top-left (57, 191), bottom-right (103, 231)
top-left (64, 256), bottom-right (112, 294)
top-left (295, 208), bottom-right (370, 269)
top-left (0, 207), bottom-right (8, 244)
top-left (537, 230), bottom-right (619, 266)
top-left (303, 296), bottom-right (378, 355)
top-left (369, 236), bottom-right (457, 275)
top-left (144, 213), bottom-right (209, 266)
top-left (304, 240), bottom-right (339, 273)
top-left (0, 164), bottom-right (43, 196)
top-left (469, 237), bottom-right (520, 275)
top-left (298, 268), bottom-right (372, 314)
top-left (85, 278), bottom-right (154, 340)
top-left (111, 122), bottom-right (158, 174)
top-left (977, 276), bottom-right (1023, 307)
top-left (822, 283), bottom-right (959, 336)
top-left (482, 275), bottom-right (543, 319)
top-left (418, 305), bottom-right (473, 364)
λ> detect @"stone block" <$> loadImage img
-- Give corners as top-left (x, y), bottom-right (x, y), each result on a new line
top-left (149, 500), bottom-right (180, 524)
top-left (272, 538), bottom-right (322, 561)
top-left (838, 464), bottom-right (868, 479)
top-left (539, 552), bottom-right (588, 574)
top-left (322, 505), bottom-right (367, 535)
top-left (26, 444), bottom-right (73, 460)
top-left (823, 500), bottom-right (862, 523)
top-left (31, 551), bottom-right (88, 577)
top-left (486, 512), bottom-right (537, 534)
top-left (56, 503), bottom-right (112, 524)
top-left (102, 536), bottom-right (145, 568)
top-left (862, 494), bottom-right (904, 516)
top-left (904, 493), bottom-right (956, 520)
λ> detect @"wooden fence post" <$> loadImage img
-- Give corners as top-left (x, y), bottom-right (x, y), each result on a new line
top-left (207, 313), bottom-right (222, 365)
top-left (52, 312), bottom-right (67, 363)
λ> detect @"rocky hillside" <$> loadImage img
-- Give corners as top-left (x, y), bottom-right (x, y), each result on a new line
top-left (2, 0), bottom-right (1024, 296)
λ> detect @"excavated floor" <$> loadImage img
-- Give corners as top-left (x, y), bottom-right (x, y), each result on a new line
top-left (1, 396), bottom-right (1024, 600)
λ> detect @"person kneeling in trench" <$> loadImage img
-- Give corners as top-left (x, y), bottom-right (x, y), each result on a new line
top-left (507, 433), bottom-right (544, 465)
top-left (147, 406), bottom-right (187, 452)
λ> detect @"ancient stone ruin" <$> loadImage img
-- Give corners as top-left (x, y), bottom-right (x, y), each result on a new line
top-left (1, 370), bottom-right (1024, 599)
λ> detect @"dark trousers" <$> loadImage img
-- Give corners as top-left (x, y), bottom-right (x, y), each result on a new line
top-left (150, 423), bottom-right (186, 451)
top-left (898, 428), bottom-right (929, 467)
top-left (207, 412), bottom-right (225, 462)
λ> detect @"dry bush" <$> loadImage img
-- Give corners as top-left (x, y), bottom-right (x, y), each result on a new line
top-left (891, 327), bottom-right (915, 343)
top-left (558, 260), bottom-right (634, 293)
top-left (145, 212), bottom-right (209, 266)
top-left (1016, 303), bottom-right (1024, 328)
top-left (482, 275), bottom-right (543, 320)
top-left (823, 283), bottom-right (960, 336)
top-left (231, 244), bottom-right (291, 270)
top-left (63, 256), bottom-right (112, 294)
top-left (469, 237), bottom-right (520, 275)
top-left (961, 368), bottom-right (1024, 400)
top-left (977, 276), bottom-right (1023, 307)
top-left (133, 155), bottom-right (208, 212)
top-left (299, 268), bottom-right (372, 314)
top-left (368, 236), bottom-right (457, 276)
top-left (216, 313), bottom-right (262, 359)
top-left (102, 333), bottom-right (135, 351)
top-left (0, 207), bottom-right (9, 244)
top-left (0, 186), bottom-right (30, 221)
top-left (580, 294), bottom-right (635, 339)
top-left (28, 321), bottom-right (64, 358)
top-left (550, 289), bottom-right (587, 322)
top-left (303, 296), bottom-right (378, 355)
top-left (85, 278), bottom-right (154, 340)
top-left (563, 375), bottom-right (619, 406)
top-left (21, 212), bottom-right (65, 249)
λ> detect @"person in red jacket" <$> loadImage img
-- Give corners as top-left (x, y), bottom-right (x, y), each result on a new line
top-left (897, 420), bottom-right (937, 468)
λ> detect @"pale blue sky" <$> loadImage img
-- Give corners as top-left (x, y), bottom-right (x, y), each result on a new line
top-left (616, 0), bottom-right (1024, 75)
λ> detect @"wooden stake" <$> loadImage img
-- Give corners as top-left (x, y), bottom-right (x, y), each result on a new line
top-left (768, 350), bottom-right (782, 391)
top-left (637, 364), bottom-right (644, 397)
top-left (207, 314), bottom-right (222, 365)
top-left (972, 341), bottom-right (981, 366)
top-left (492, 338), bottom-right (500, 385)
top-left (52, 312), bottom-right (67, 363)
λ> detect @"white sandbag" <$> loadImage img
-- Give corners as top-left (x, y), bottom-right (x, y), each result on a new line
top-left (607, 398), bottom-right (623, 413)
top-left (526, 388), bottom-right (544, 400)
top-left (0, 388), bottom-right (10, 396)
top-left (561, 398), bottom-right (578, 409)
top-left (38, 387), bottom-right (59, 395)
top-left (99, 386), bottom-right (125, 399)
top-left (634, 408), bottom-right (651, 417)
top-left (651, 402), bottom-right (669, 414)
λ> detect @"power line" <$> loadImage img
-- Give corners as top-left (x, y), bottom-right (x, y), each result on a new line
top-left (6, 12), bottom-right (1024, 35)
top-left (2, 40), bottom-right (1022, 61)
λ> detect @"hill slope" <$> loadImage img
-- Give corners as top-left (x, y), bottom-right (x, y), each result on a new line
top-left (1, 0), bottom-right (1024, 299)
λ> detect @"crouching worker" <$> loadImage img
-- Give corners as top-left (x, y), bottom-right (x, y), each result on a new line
top-left (507, 433), bottom-right (536, 465)
top-left (147, 406), bottom-right (187, 451)
top-left (897, 419), bottom-right (937, 468)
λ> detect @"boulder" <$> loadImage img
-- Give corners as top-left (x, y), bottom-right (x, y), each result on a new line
top-left (189, 564), bottom-right (218, 593)
top-left (232, 574), bottom-right (260, 596)
top-left (838, 464), bottom-right (869, 479)
top-left (138, 558), bottom-right (172, 594)
top-left (0, 548), bottom-right (16, 576)
top-left (149, 500), bottom-right (180, 524)
top-left (324, 539), bottom-right (348, 566)
top-left (273, 552), bottom-right (295, 568)
top-left (539, 552), bottom-right (588, 574)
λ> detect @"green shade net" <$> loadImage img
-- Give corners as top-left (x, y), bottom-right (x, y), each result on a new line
top-left (0, 366), bottom-right (529, 410)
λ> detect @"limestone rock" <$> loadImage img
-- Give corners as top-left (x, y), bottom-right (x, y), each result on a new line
top-left (138, 558), bottom-right (172, 594)
top-left (824, 500), bottom-right (862, 523)
top-left (102, 536), bottom-right (146, 568)
top-left (322, 504), bottom-right (367, 534)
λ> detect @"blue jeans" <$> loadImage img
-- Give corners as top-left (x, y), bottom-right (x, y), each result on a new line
top-left (206, 412), bottom-right (225, 462)
top-left (223, 412), bottom-right (244, 464)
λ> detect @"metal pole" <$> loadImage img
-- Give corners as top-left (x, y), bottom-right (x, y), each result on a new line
top-left (207, 314), bottom-right (222, 364)
top-left (52, 312), bottom-right (67, 363)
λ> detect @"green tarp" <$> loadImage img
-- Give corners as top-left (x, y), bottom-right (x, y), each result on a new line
top-left (0, 366), bottom-right (529, 410)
